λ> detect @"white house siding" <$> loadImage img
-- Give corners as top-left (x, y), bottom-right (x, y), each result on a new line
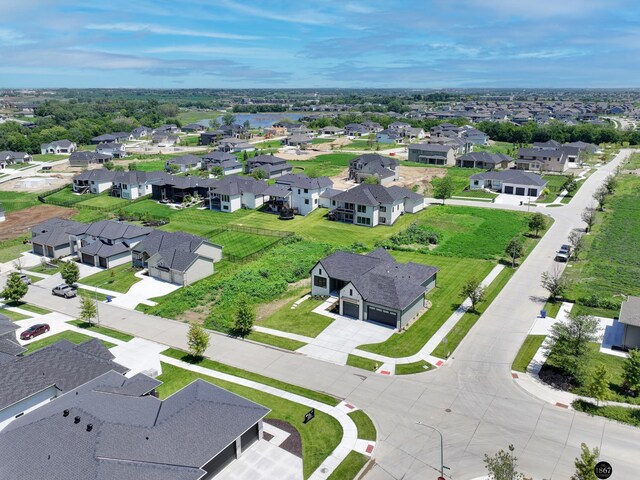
top-left (623, 325), bottom-right (640, 350)
top-left (53, 243), bottom-right (72, 258)
top-left (404, 197), bottom-right (425, 214)
top-left (310, 264), bottom-right (331, 297)
top-left (292, 188), bottom-right (320, 216)
top-left (196, 243), bottom-right (223, 262)
top-left (339, 282), bottom-right (363, 320)
top-left (242, 192), bottom-right (264, 210)
top-left (183, 257), bottom-right (214, 286)
top-left (105, 251), bottom-right (131, 269)
top-left (224, 166), bottom-right (243, 176)
top-left (379, 176), bottom-right (394, 187)
top-left (318, 196), bottom-right (332, 209)
top-left (399, 295), bottom-right (425, 329)
top-left (92, 181), bottom-right (112, 194)
top-left (0, 386), bottom-right (59, 432)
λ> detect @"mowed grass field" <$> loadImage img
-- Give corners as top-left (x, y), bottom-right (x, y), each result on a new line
top-left (564, 174), bottom-right (640, 303)
top-left (0, 191), bottom-right (40, 212)
top-left (288, 152), bottom-right (357, 178)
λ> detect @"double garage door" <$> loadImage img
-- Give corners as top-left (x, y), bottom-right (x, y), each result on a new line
top-left (504, 186), bottom-right (539, 197)
top-left (367, 306), bottom-right (397, 327)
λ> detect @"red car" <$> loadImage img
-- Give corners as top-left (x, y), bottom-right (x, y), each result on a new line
top-left (20, 323), bottom-right (50, 340)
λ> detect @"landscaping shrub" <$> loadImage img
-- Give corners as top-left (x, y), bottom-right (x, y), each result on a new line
top-left (379, 223), bottom-right (440, 250)
top-left (578, 293), bottom-right (621, 311)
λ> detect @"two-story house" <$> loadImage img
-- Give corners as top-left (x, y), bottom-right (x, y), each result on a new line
top-left (208, 176), bottom-right (268, 212)
top-left (348, 153), bottom-right (399, 185)
top-left (408, 144), bottom-right (457, 166)
top-left (245, 155), bottom-right (292, 179)
top-left (272, 173), bottom-right (333, 216)
top-left (96, 142), bottom-right (126, 159)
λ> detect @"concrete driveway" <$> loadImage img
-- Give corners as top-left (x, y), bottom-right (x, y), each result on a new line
top-left (110, 272), bottom-right (181, 309)
top-left (297, 316), bottom-right (395, 365)
top-left (110, 337), bottom-right (165, 377)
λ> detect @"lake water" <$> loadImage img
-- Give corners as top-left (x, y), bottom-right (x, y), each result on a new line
top-left (196, 113), bottom-right (303, 129)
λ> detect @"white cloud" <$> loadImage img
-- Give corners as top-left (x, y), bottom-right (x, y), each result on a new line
top-left (84, 23), bottom-right (261, 40)
top-left (0, 27), bottom-right (35, 46)
top-left (214, 0), bottom-right (335, 26)
top-left (145, 45), bottom-right (284, 58)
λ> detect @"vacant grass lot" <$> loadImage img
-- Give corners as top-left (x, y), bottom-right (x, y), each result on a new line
top-left (0, 236), bottom-right (30, 263)
top-left (288, 153), bottom-right (356, 178)
top-left (207, 230), bottom-right (282, 259)
top-left (0, 191), bottom-right (39, 212)
top-left (625, 153), bottom-right (640, 170)
top-left (80, 264), bottom-right (142, 294)
top-left (33, 153), bottom-right (67, 162)
top-left (512, 335), bottom-right (546, 372)
top-left (259, 296), bottom-right (333, 337)
top-left (157, 362), bottom-right (342, 479)
top-left (564, 175), bottom-right (640, 304)
top-left (24, 330), bottom-right (115, 353)
top-left (431, 167), bottom-right (484, 197)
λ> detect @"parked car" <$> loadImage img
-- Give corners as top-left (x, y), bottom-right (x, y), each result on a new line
top-left (555, 244), bottom-right (572, 262)
top-left (52, 284), bottom-right (77, 298)
top-left (18, 274), bottom-right (31, 285)
top-left (20, 323), bottom-right (50, 340)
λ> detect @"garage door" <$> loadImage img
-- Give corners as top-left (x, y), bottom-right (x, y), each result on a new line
top-left (528, 188), bottom-right (538, 197)
top-left (342, 300), bottom-right (359, 319)
top-left (98, 257), bottom-right (108, 268)
top-left (201, 441), bottom-right (236, 479)
top-left (504, 186), bottom-right (514, 194)
top-left (81, 253), bottom-right (94, 265)
top-left (33, 243), bottom-right (44, 256)
top-left (367, 306), bottom-right (397, 327)
top-left (515, 187), bottom-right (525, 196)
top-left (240, 423), bottom-right (259, 451)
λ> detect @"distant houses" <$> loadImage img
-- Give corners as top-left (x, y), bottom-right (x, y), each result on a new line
top-left (457, 151), bottom-right (514, 170)
top-left (407, 144), bottom-right (456, 166)
top-left (0, 151), bottom-right (32, 168)
top-left (245, 155), bottom-right (292, 179)
top-left (40, 140), bottom-right (77, 155)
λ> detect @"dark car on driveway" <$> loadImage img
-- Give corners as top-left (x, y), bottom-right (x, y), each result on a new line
top-left (20, 323), bottom-right (50, 340)
top-left (52, 284), bottom-right (77, 298)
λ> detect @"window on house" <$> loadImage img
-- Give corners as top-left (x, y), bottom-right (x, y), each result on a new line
top-left (304, 188), bottom-right (308, 193)
top-left (332, 201), bottom-right (336, 206)
top-left (349, 289), bottom-right (353, 295)
top-left (314, 276), bottom-right (327, 288)
top-left (356, 216), bottom-right (371, 225)
top-left (305, 199), bottom-right (309, 204)
top-left (380, 217), bottom-right (386, 224)
top-left (380, 205), bottom-right (387, 212)
top-left (357, 204), bottom-right (366, 213)
top-left (298, 189), bottom-right (301, 194)
top-left (314, 198), bottom-right (318, 204)
top-left (319, 268), bottom-right (322, 275)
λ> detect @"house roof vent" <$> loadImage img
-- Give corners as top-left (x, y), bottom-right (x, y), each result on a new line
top-left (86, 424), bottom-right (93, 432)
top-left (74, 416), bottom-right (81, 424)
top-left (63, 409), bottom-right (69, 417)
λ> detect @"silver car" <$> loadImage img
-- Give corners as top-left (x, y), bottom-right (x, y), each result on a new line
top-left (52, 284), bottom-right (77, 298)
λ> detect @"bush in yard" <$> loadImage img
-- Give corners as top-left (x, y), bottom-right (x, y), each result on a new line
top-left (233, 294), bottom-right (255, 338)
top-left (585, 363), bottom-right (610, 406)
top-left (528, 212), bottom-right (547, 237)
top-left (543, 314), bottom-right (599, 385)
top-left (363, 175), bottom-right (379, 185)
top-left (388, 223), bottom-right (440, 247)
top-left (1, 271), bottom-right (28, 303)
top-left (562, 175), bottom-right (578, 196)
top-left (622, 349), bottom-right (640, 396)
top-left (604, 174), bottom-right (618, 194)
top-left (578, 294), bottom-right (620, 311)
top-left (187, 322), bottom-right (210, 359)
top-left (60, 260), bottom-right (80, 287)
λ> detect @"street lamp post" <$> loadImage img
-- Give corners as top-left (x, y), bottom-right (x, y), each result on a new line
top-left (415, 421), bottom-right (445, 479)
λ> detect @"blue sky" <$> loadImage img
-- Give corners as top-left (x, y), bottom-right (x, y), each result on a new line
top-left (1, 0), bottom-right (639, 88)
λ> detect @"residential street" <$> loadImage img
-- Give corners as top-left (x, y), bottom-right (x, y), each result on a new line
top-left (21, 149), bottom-right (638, 479)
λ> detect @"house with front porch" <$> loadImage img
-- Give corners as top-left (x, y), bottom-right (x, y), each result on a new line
top-left (408, 144), bottom-right (456, 166)
top-left (469, 170), bottom-right (547, 198)
top-left (40, 140), bottom-right (77, 155)
top-left (310, 248), bottom-right (439, 329)
top-left (218, 137), bottom-right (255, 153)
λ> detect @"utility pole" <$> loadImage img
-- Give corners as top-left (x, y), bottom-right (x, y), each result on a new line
top-left (415, 421), bottom-right (447, 479)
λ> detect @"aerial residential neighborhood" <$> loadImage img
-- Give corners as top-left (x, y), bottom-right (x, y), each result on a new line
top-left (1, 2), bottom-right (640, 480)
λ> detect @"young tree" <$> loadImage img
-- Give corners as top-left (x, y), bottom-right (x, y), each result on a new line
top-left (544, 314), bottom-right (599, 384)
top-left (562, 174), bottom-right (578, 196)
top-left (433, 175), bottom-right (454, 204)
top-left (242, 150), bottom-right (248, 162)
top-left (603, 174), bottom-right (617, 194)
top-left (79, 295), bottom-right (98, 326)
top-left (209, 117), bottom-right (220, 129)
top-left (568, 231), bottom-right (585, 260)
top-left (541, 266), bottom-right (569, 300)
top-left (592, 185), bottom-right (608, 211)
top-left (363, 175), bottom-right (380, 185)
top-left (586, 363), bottom-right (610, 406)
top-left (462, 278), bottom-right (486, 313)
top-left (483, 444), bottom-right (524, 480)
top-left (234, 294), bottom-right (255, 338)
top-left (221, 112), bottom-right (236, 126)
top-left (622, 349), bottom-right (640, 396)
top-left (571, 443), bottom-right (600, 480)
top-left (581, 207), bottom-right (596, 232)
top-left (1, 271), bottom-right (28, 303)
top-left (128, 162), bottom-right (138, 171)
top-left (252, 168), bottom-right (266, 180)
top-left (528, 212), bottom-right (547, 237)
top-left (187, 322), bottom-right (210, 359)
top-left (60, 261), bottom-right (80, 287)
top-left (243, 119), bottom-right (251, 130)
top-left (505, 237), bottom-right (524, 267)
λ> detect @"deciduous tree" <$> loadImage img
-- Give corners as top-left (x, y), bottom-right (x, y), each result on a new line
top-left (571, 443), bottom-right (599, 480)
top-left (483, 444), bottom-right (524, 480)
top-left (505, 237), bottom-right (524, 267)
top-left (622, 349), bottom-right (640, 396)
top-left (603, 174), bottom-right (617, 194)
top-left (79, 295), bottom-right (98, 326)
top-left (60, 260), bottom-right (80, 287)
top-left (592, 185), bottom-right (608, 210)
top-left (433, 175), bottom-right (454, 204)
top-left (221, 112), bottom-right (236, 126)
top-left (581, 207), bottom-right (596, 232)
top-left (586, 363), bottom-right (610, 406)
top-left (1, 272), bottom-right (28, 303)
top-left (528, 212), bottom-right (547, 237)
top-left (461, 278), bottom-right (486, 313)
top-left (541, 266), bottom-right (569, 300)
top-left (234, 294), bottom-right (255, 338)
top-left (568, 231), bottom-right (585, 260)
top-left (187, 322), bottom-right (210, 359)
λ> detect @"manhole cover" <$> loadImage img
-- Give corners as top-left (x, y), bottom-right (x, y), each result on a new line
top-left (445, 408), bottom-right (452, 413)
top-left (321, 468), bottom-right (328, 474)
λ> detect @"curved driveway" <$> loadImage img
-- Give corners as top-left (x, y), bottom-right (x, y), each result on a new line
top-left (20, 150), bottom-right (637, 479)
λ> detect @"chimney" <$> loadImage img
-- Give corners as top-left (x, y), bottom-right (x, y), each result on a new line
top-left (74, 416), bottom-right (81, 424)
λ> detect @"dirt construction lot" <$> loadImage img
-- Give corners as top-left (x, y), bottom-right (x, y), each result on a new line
top-left (329, 165), bottom-right (446, 193)
top-left (0, 205), bottom-right (78, 241)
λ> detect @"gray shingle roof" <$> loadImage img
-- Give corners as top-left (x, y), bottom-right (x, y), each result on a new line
top-left (209, 175), bottom-right (267, 196)
top-left (333, 184), bottom-right (401, 206)
top-left (276, 173), bottom-right (333, 190)
top-left (0, 371), bottom-right (269, 480)
top-left (0, 339), bottom-right (128, 411)
top-left (132, 230), bottom-right (206, 258)
top-left (166, 154), bottom-right (201, 166)
top-left (408, 143), bottom-right (454, 154)
top-left (470, 170), bottom-right (547, 187)
top-left (458, 151), bottom-right (513, 164)
top-left (152, 248), bottom-right (199, 272)
top-left (351, 153), bottom-right (399, 169)
top-left (83, 220), bottom-right (151, 241)
top-left (78, 240), bottom-right (130, 258)
top-left (620, 296), bottom-right (640, 327)
top-left (72, 169), bottom-right (116, 183)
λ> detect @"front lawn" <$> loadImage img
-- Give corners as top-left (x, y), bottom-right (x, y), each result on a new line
top-left (7, 302), bottom-right (51, 315)
top-left (80, 264), bottom-right (142, 294)
top-left (288, 153), bottom-right (356, 178)
top-left (28, 262), bottom-right (62, 275)
top-left (259, 296), bottom-right (333, 337)
top-left (346, 354), bottom-right (379, 371)
top-left (395, 360), bottom-right (433, 375)
top-left (24, 330), bottom-right (115, 353)
top-left (67, 320), bottom-right (134, 342)
top-left (156, 362), bottom-right (343, 479)
top-left (0, 308), bottom-right (30, 321)
top-left (512, 335), bottom-right (546, 372)
top-left (32, 153), bottom-right (66, 162)
top-left (246, 331), bottom-right (307, 351)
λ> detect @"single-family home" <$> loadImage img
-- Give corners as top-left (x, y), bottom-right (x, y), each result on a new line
top-left (460, 126), bottom-right (489, 145)
top-left (408, 144), bottom-right (457, 166)
top-left (68, 151), bottom-right (112, 168)
top-left (131, 126), bottom-right (153, 138)
top-left (72, 169), bottom-right (116, 194)
top-left (152, 133), bottom-right (179, 147)
top-left (344, 123), bottom-right (368, 137)
top-left (0, 370), bottom-right (269, 479)
top-left (404, 127), bottom-right (426, 141)
top-left (111, 132), bottom-right (134, 142)
top-left (457, 152), bottom-right (514, 170)
top-left (310, 248), bottom-right (439, 329)
top-left (516, 146), bottom-right (571, 172)
top-left (565, 141), bottom-right (601, 155)
top-left (182, 122), bottom-right (206, 132)
top-left (96, 142), bottom-right (126, 159)
top-left (0, 151), bottom-right (32, 168)
top-left (320, 126), bottom-right (344, 136)
top-left (329, 183), bottom-right (425, 227)
top-left (165, 154), bottom-right (202, 172)
top-left (91, 133), bottom-right (118, 144)
top-left (618, 296), bottom-right (640, 350)
top-left (469, 170), bottom-right (547, 198)
top-left (155, 124), bottom-right (180, 134)
top-left (245, 155), bottom-right (292, 179)
top-left (151, 173), bottom-right (214, 204)
top-left (30, 218), bottom-right (86, 258)
top-left (0, 339), bottom-right (127, 430)
top-left (282, 134), bottom-right (312, 147)
top-left (111, 171), bottom-right (164, 200)
top-left (0, 315), bottom-right (25, 366)
top-left (40, 140), bottom-right (77, 155)
top-left (376, 129), bottom-right (404, 144)
top-left (201, 151), bottom-right (242, 176)
top-left (218, 137), bottom-right (255, 153)
top-left (208, 175), bottom-right (268, 212)
top-left (270, 173), bottom-right (333, 216)
top-left (348, 153), bottom-right (399, 185)
top-left (76, 220), bottom-right (152, 268)
top-left (199, 130), bottom-right (225, 145)
top-left (133, 230), bottom-right (222, 286)
top-left (362, 121), bottom-right (384, 133)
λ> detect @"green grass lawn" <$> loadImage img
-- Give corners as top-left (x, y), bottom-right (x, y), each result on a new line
top-left (453, 189), bottom-right (497, 200)
top-left (259, 296), bottom-right (333, 337)
top-left (207, 230), bottom-right (282, 259)
top-left (432, 267), bottom-right (514, 358)
top-left (253, 140), bottom-right (283, 149)
top-left (161, 348), bottom-right (340, 406)
top-left (346, 354), bottom-right (379, 371)
top-left (327, 451), bottom-right (369, 480)
top-left (564, 175), bottom-right (640, 304)
top-left (571, 304), bottom-right (618, 319)
top-left (7, 302), bottom-right (51, 315)
top-left (28, 262), bottom-right (61, 274)
top-left (288, 153), bottom-right (356, 178)
top-left (431, 167), bottom-right (488, 198)
top-left (395, 360), bottom-right (433, 375)
top-left (474, 142), bottom-right (519, 156)
top-left (24, 330), bottom-right (115, 353)
top-left (157, 362), bottom-right (342, 479)
top-left (32, 153), bottom-right (67, 162)
top-left (177, 109), bottom-right (219, 124)
top-left (340, 140), bottom-right (396, 150)
top-left (512, 335), bottom-right (546, 372)
top-left (246, 330), bottom-right (307, 351)
top-left (43, 186), bottom-right (84, 205)
top-left (0, 191), bottom-right (39, 212)
top-left (0, 308), bottom-right (30, 321)
top-left (348, 410), bottom-right (377, 441)
top-left (77, 288), bottom-right (113, 301)
top-left (537, 174), bottom-right (571, 203)
top-left (311, 138), bottom-right (334, 145)
top-left (625, 153), bottom-right (640, 170)
top-left (0, 236), bottom-right (31, 263)
top-left (80, 264), bottom-right (142, 294)
top-left (572, 400), bottom-right (640, 428)
top-left (359, 253), bottom-right (493, 358)
top-left (67, 320), bottom-right (134, 342)
top-left (543, 300), bottom-right (562, 319)
top-left (76, 195), bottom-right (130, 209)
